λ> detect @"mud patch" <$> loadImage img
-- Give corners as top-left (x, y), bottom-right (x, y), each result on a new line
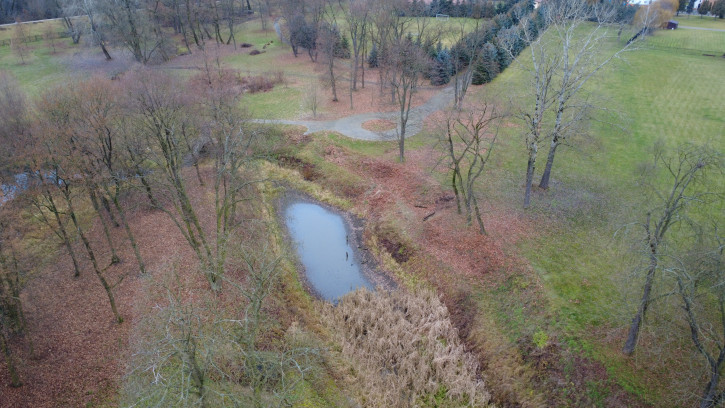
top-left (276, 155), bottom-right (319, 181)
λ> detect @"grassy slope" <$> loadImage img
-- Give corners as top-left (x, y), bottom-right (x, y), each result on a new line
top-left (475, 24), bottom-right (725, 406)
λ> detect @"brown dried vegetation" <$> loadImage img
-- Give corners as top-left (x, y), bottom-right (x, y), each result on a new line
top-left (324, 288), bottom-right (491, 407)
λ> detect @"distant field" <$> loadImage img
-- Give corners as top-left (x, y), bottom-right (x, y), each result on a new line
top-left (644, 25), bottom-right (725, 54)
top-left (0, 19), bottom-right (66, 43)
top-left (673, 14), bottom-right (725, 29)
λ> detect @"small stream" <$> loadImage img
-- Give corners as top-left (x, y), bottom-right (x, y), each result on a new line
top-left (284, 201), bottom-right (375, 302)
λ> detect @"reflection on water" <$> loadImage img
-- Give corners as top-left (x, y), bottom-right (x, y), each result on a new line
top-left (285, 202), bottom-right (374, 302)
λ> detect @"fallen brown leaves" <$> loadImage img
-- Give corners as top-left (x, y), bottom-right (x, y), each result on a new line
top-left (344, 145), bottom-right (532, 284)
top-left (0, 168), bottom-right (214, 407)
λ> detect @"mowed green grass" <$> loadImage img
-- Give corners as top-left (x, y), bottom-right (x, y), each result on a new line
top-left (672, 14), bottom-right (725, 29)
top-left (476, 24), bottom-right (725, 406)
top-left (0, 19), bottom-right (66, 42)
top-left (0, 41), bottom-right (71, 96)
top-left (645, 25), bottom-right (725, 53)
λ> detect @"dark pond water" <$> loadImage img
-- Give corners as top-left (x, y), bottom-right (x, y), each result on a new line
top-left (285, 202), bottom-right (374, 302)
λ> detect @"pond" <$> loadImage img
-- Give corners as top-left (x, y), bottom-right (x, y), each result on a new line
top-left (284, 201), bottom-right (375, 302)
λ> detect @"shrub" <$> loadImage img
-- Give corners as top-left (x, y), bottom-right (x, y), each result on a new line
top-left (430, 48), bottom-right (453, 85)
top-left (336, 34), bottom-right (351, 59)
top-left (471, 43), bottom-right (500, 85)
top-left (368, 44), bottom-right (379, 68)
top-left (241, 72), bottom-right (285, 93)
top-left (712, 0), bottom-right (725, 17)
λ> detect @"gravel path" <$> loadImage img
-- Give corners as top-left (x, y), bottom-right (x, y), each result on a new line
top-left (253, 85), bottom-right (455, 141)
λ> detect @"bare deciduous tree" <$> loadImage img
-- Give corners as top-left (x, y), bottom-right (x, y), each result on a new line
top-left (443, 105), bottom-right (501, 235)
top-left (100, 0), bottom-right (168, 63)
top-left (510, 0), bottom-right (636, 208)
top-left (302, 80), bottom-right (320, 118)
top-left (622, 143), bottom-right (722, 355)
top-left (671, 234), bottom-right (725, 408)
top-left (30, 92), bottom-right (125, 323)
top-left (345, 0), bottom-right (369, 108)
top-left (124, 70), bottom-right (219, 285)
top-left (125, 247), bottom-right (318, 407)
top-left (0, 206), bottom-right (32, 388)
top-left (318, 21), bottom-right (341, 102)
top-left (10, 20), bottom-right (30, 65)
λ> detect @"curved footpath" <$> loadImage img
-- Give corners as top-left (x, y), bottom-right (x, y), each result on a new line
top-left (252, 85), bottom-right (455, 141)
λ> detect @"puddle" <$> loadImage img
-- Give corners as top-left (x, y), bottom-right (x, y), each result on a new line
top-left (284, 201), bottom-right (375, 302)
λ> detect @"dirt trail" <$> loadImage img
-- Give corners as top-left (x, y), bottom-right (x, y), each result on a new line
top-left (254, 86), bottom-right (455, 141)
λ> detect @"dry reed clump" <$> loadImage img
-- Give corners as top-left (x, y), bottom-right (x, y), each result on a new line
top-left (240, 73), bottom-right (283, 93)
top-left (324, 288), bottom-right (491, 407)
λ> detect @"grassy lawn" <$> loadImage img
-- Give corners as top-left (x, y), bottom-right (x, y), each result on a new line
top-left (0, 19), bottom-right (66, 42)
top-left (673, 14), bottom-right (725, 29)
top-left (0, 41), bottom-right (71, 96)
top-left (473, 23), bottom-right (725, 406)
top-left (644, 25), bottom-right (725, 53)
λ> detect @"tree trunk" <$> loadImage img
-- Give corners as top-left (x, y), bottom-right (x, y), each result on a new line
top-left (90, 17), bottom-right (113, 61)
top-left (454, 75), bottom-right (460, 109)
top-left (700, 368), bottom-right (721, 408)
top-left (64, 187), bottom-right (123, 323)
top-left (399, 127), bottom-right (406, 162)
top-left (472, 194), bottom-right (486, 235)
top-left (330, 62), bottom-right (338, 102)
top-left (352, 47), bottom-right (359, 91)
top-left (109, 188), bottom-right (146, 274)
top-left (452, 170), bottom-right (461, 214)
top-left (100, 194), bottom-right (119, 227)
top-left (623, 252), bottom-right (658, 355)
top-left (361, 41), bottom-right (366, 88)
top-left (0, 330), bottom-right (22, 387)
top-left (99, 41), bottom-right (113, 61)
top-left (539, 138), bottom-right (559, 190)
top-left (398, 101), bottom-right (407, 163)
top-left (524, 152), bottom-right (536, 209)
top-left (48, 192), bottom-right (82, 277)
top-left (89, 189), bottom-right (120, 264)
